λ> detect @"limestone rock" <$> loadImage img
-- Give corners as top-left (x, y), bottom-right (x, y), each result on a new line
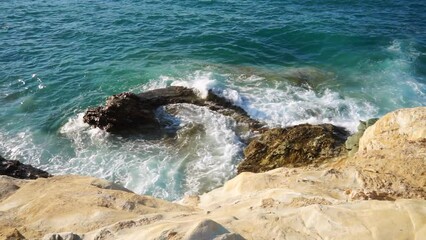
top-left (238, 124), bottom-right (349, 173)
top-left (183, 219), bottom-right (244, 240)
top-left (0, 176), bottom-right (26, 201)
top-left (353, 107), bottom-right (426, 197)
top-left (90, 178), bottom-right (132, 193)
top-left (42, 232), bottom-right (81, 240)
top-left (0, 175), bottom-right (194, 239)
top-left (4, 228), bottom-right (26, 240)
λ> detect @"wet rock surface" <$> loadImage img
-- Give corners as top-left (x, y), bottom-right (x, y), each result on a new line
top-left (0, 155), bottom-right (51, 180)
top-left (83, 86), bottom-right (263, 133)
top-left (238, 124), bottom-right (349, 173)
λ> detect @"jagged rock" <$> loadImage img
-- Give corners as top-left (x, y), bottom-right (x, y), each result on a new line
top-left (83, 86), bottom-right (263, 133)
top-left (0, 155), bottom-right (51, 179)
top-left (238, 124), bottom-right (349, 173)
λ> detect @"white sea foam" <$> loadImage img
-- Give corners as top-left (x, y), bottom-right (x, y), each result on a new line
top-left (173, 70), bottom-right (377, 132)
top-left (170, 71), bottom-right (216, 98)
top-left (133, 71), bottom-right (218, 98)
top-left (168, 104), bottom-right (243, 195)
top-left (351, 39), bottom-right (426, 112)
top-left (10, 59), bottom-right (421, 201)
top-left (2, 66), bottom-right (382, 201)
top-left (51, 103), bottom-right (243, 200)
top-left (232, 81), bottom-right (377, 132)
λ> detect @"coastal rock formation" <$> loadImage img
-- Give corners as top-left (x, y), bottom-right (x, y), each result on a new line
top-left (349, 107), bottom-right (426, 199)
top-left (238, 124), bottom-right (349, 173)
top-left (0, 155), bottom-right (51, 179)
top-left (83, 86), bottom-right (263, 133)
top-left (0, 107), bottom-right (425, 239)
top-left (0, 175), bottom-right (194, 239)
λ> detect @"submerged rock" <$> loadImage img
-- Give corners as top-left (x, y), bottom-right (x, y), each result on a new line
top-left (238, 124), bottom-right (349, 173)
top-left (83, 86), bottom-right (263, 133)
top-left (0, 155), bottom-right (51, 180)
top-left (281, 67), bottom-right (335, 89)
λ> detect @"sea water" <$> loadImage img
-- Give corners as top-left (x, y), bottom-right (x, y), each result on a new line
top-left (1, 0), bottom-right (425, 200)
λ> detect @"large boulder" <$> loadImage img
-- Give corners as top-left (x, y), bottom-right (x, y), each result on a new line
top-left (352, 107), bottom-right (426, 196)
top-left (238, 124), bottom-right (349, 173)
top-left (0, 155), bottom-right (51, 180)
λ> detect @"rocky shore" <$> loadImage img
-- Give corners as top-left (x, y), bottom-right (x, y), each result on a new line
top-left (0, 105), bottom-right (425, 239)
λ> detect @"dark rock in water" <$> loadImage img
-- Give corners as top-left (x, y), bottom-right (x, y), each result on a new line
top-left (84, 86), bottom-right (264, 133)
top-left (83, 92), bottom-right (162, 133)
top-left (345, 118), bottom-right (379, 156)
top-left (0, 155), bottom-right (51, 179)
top-left (238, 124), bottom-right (349, 173)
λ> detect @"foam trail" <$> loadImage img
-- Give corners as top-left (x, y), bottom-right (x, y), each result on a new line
top-left (54, 103), bottom-right (243, 200)
top-left (188, 70), bottom-right (378, 132)
top-left (132, 70), bottom-right (218, 98)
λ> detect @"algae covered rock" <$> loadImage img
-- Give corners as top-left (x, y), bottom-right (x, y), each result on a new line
top-left (345, 118), bottom-right (379, 156)
top-left (238, 124), bottom-right (349, 173)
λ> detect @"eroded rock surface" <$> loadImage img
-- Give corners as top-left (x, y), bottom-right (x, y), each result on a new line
top-left (83, 86), bottom-right (263, 133)
top-left (349, 106), bottom-right (426, 199)
top-left (238, 124), bottom-right (349, 173)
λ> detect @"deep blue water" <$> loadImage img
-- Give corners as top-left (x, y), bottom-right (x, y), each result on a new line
top-left (1, 0), bottom-right (425, 200)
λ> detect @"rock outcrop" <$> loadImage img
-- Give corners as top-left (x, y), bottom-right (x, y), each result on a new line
top-left (0, 175), bottom-right (194, 239)
top-left (0, 107), bottom-right (425, 239)
top-left (348, 107), bottom-right (426, 199)
top-left (83, 86), bottom-right (263, 133)
top-left (238, 124), bottom-right (349, 173)
top-left (0, 155), bottom-right (51, 179)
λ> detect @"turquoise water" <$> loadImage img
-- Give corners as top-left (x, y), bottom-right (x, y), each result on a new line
top-left (1, 0), bottom-right (425, 200)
